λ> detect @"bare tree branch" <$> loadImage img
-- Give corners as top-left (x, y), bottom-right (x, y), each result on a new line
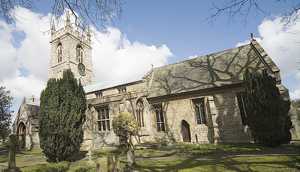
top-left (208, 0), bottom-right (300, 24)
top-left (0, 0), bottom-right (122, 29)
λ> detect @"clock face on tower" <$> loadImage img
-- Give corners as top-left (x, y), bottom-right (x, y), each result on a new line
top-left (78, 63), bottom-right (86, 76)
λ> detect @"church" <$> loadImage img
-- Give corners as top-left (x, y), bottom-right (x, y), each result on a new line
top-left (13, 13), bottom-right (289, 150)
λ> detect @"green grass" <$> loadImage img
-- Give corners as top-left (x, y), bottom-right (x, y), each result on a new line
top-left (0, 143), bottom-right (299, 171)
top-left (131, 143), bottom-right (300, 171)
top-left (134, 154), bottom-right (300, 172)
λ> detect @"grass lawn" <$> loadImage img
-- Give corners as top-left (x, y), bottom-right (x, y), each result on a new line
top-left (0, 147), bottom-right (105, 172)
top-left (132, 143), bottom-right (300, 172)
top-left (0, 143), bottom-right (299, 171)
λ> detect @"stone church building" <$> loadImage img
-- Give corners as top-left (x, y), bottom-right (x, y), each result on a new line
top-left (13, 13), bottom-right (289, 150)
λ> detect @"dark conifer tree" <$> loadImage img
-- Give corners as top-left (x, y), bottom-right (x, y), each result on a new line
top-left (39, 69), bottom-right (86, 162)
top-left (243, 69), bottom-right (292, 146)
top-left (0, 86), bottom-right (13, 141)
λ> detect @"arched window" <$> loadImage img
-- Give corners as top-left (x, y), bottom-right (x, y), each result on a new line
top-left (57, 43), bottom-right (62, 63)
top-left (153, 104), bottom-right (165, 132)
top-left (76, 45), bottom-right (84, 63)
top-left (193, 98), bottom-right (207, 125)
top-left (136, 100), bottom-right (144, 127)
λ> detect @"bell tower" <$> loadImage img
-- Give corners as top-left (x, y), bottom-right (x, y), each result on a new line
top-left (48, 11), bottom-right (93, 86)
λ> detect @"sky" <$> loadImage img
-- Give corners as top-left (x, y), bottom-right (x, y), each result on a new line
top-left (0, 0), bottom-right (300, 115)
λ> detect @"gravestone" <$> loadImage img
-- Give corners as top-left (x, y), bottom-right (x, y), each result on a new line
top-left (96, 162), bottom-right (100, 172)
top-left (107, 155), bottom-right (113, 172)
top-left (4, 134), bottom-right (20, 172)
top-left (88, 148), bottom-right (92, 162)
top-left (127, 149), bottom-right (134, 167)
top-left (107, 154), bottom-right (120, 172)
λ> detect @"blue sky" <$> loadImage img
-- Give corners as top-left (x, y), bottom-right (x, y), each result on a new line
top-left (115, 0), bottom-right (297, 60)
top-left (29, 0), bottom-right (298, 60)
top-left (0, 0), bottom-right (300, 113)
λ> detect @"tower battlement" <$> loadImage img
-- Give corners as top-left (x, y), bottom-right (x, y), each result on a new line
top-left (50, 11), bottom-right (91, 46)
top-left (51, 23), bottom-right (91, 46)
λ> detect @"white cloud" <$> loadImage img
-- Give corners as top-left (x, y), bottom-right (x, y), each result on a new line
top-left (236, 12), bottom-right (300, 99)
top-left (14, 7), bottom-right (51, 80)
top-left (236, 13), bottom-right (300, 78)
top-left (0, 7), bottom-right (50, 115)
top-left (258, 16), bottom-right (300, 77)
top-left (290, 89), bottom-right (300, 100)
top-left (186, 54), bottom-right (198, 60)
top-left (2, 73), bottom-right (45, 99)
top-left (1, 72), bottom-right (45, 120)
top-left (92, 27), bottom-right (172, 86)
top-left (0, 21), bottom-right (18, 79)
top-left (0, 7), bottom-right (173, 114)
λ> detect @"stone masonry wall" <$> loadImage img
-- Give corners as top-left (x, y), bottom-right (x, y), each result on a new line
top-left (83, 85), bottom-right (251, 149)
top-left (213, 92), bottom-right (251, 143)
top-left (147, 88), bottom-right (251, 144)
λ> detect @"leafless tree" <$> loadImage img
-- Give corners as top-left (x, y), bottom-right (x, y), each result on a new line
top-left (209, 0), bottom-right (300, 24)
top-left (0, 0), bottom-right (122, 28)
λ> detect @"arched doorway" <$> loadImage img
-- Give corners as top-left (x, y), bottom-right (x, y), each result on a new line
top-left (17, 122), bottom-right (26, 149)
top-left (181, 120), bottom-right (191, 142)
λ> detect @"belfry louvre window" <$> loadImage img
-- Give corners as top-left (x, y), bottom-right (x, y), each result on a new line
top-left (193, 98), bottom-right (207, 124)
top-left (153, 104), bottom-right (165, 132)
top-left (97, 106), bottom-right (110, 131)
top-left (57, 43), bottom-right (62, 63)
top-left (136, 100), bottom-right (144, 127)
top-left (76, 45), bottom-right (84, 63)
top-left (236, 92), bottom-right (247, 125)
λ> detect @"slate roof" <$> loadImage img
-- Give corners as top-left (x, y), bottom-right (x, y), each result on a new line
top-left (83, 40), bottom-right (281, 99)
top-left (25, 104), bottom-right (40, 131)
top-left (146, 40), bottom-right (280, 98)
top-left (84, 79), bottom-right (143, 93)
top-left (13, 98), bottom-right (40, 133)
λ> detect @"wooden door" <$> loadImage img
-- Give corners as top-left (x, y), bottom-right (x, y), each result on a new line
top-left (181, 120), bottom-right (191, 142)
top-left (17, 122), bottom-right (26, 149)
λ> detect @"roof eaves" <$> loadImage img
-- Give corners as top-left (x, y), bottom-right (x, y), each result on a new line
top-left (85, 80), bottom-right (144, 94)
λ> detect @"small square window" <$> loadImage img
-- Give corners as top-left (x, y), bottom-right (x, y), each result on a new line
top-left (118, 86), bottom-right (126, 93)
top-left (95, 91), bottom-right (103, 98)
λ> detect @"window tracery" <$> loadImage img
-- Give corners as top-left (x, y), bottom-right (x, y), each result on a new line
top-left (136, 100), bottom-right (144, 127)
top-left (76, 45), bottom-right (84, 63)
top-left (57, 43), bottom-right (62, 63)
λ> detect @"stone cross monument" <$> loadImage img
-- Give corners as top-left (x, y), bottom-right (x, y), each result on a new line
top-left (5, 134), bottom-right (20, 172)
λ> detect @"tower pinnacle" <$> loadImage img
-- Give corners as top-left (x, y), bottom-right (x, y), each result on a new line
top-left (51, 23), bottom-right (56, 35)
top-left (65, 10), bottom-right (71, 26)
